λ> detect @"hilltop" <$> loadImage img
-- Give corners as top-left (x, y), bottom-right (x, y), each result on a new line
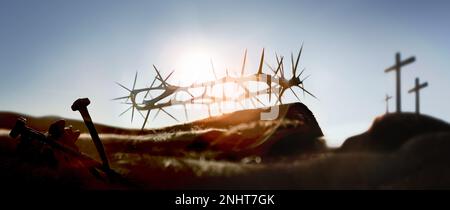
top-left (340, 113), bottom-right (450, 152)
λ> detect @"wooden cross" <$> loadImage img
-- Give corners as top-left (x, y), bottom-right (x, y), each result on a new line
top-left (408, 77), bottom-right (428, 114)
top-left (384, 52), bottom-right (416, 113)
top-left (385, 94), bottom-right (392, 113)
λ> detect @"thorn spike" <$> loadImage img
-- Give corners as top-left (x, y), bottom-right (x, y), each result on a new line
top-left (144, 76), bottom-right (158, 98)
top-left (141, 110), bottom-right (151, 131)
top-left (294, 45), bottom-right (303, 75)
top-left (184, 105), bottom-right (189, 121)
top-left (257, 48), bottom-right (265, 74)
top-left (131, 106), bottom-right (135, 123)
top-left (137, 109), bottom-right (145, 119)
top-left (301, 74), bottom-right (311, 82)
top-left (161, 108), bottom-right (179, 122)
top-left (133, 71), bottom-right (138, 90)
top-left (112, 96), bottom-right (130, 101)
top-left (119, 106), bottom-right (132, 117)
top-left (210, 59), bottom-right (218, 80)
top-left (290, 88), bottom-right (301, 102)
top-left (152, 108), bottom-right (161, 121)
top-left (291, 52), bottom-right (295, 77)
top-left (164, 70), bottom-right (175, 83)
top-left (116, 82), bottom-right (131, 92)
top-left (298, 68), bottom-right (306, 78)
top-left (153, 65), bottom-right (165, 86)
top-left (241, 49), bottom-right (247, 76)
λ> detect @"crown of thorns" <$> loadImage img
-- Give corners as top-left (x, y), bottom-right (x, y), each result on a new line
top-left (114, 46), bottom-right (316, 130)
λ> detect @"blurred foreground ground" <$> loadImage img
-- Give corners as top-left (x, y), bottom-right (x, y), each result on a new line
top-left (0, 103), bottom-right (449, 190)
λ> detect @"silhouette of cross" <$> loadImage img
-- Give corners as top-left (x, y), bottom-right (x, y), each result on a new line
top-left (408, 77), bottom-right (428, 114)
top-left (384, 52), bottom-right (416, 113)
top-left (385, 94), bottom-right (392, 113)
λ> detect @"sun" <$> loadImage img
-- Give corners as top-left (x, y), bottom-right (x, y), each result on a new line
top-left (168, 48), bottom-right (246, 112)
top-left (173, 50), bottom-right (216, 86)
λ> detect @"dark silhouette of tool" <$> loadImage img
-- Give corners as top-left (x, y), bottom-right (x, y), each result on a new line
top-left (10, 117), bottom-right (89, 162)
top-left (9, 117), bottom-right (121, 179)
top-left (71, 98), bottom-right (110, 170)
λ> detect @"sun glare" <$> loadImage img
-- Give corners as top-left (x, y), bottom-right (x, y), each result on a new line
top-left (173, 50), bottom-right (215, 86)
top-left (169, 48), bottom-right (249, 113)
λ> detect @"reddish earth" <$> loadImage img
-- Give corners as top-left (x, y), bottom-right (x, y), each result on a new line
top-left (0, 103), bottom-right (326, 190)
top-left (1, 105), bottom-right (450, 190)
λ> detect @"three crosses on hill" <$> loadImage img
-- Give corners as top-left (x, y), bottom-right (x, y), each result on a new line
top-left (384, 52), bottom-right (428, 114)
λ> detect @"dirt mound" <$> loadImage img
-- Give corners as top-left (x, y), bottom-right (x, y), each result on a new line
top-left (340, 113), bottom-right (450, 152)
top-left (183, 103), bottom-right (324, 158)
top-left (1, 103), bottom-right (324, 158)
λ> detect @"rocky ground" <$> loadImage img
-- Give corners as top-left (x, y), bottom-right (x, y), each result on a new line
top-left (0, 103), bottom-right (449, 190)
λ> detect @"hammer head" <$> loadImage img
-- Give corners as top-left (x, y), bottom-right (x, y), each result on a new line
top-left (71, 98), bottom-right (91, 111)
top-left (48, 119), bottom-right (66, 138)
top-left (9, 117), bottom-right (27, 138)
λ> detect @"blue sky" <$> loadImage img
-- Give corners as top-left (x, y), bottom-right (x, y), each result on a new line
top-left (1, 0), bottom-right (450, 147)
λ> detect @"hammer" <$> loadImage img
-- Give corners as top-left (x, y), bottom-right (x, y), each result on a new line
top-left (71, 98), bottom-right (110, 170)
top-left (9, 117), bottom-right (128, 183)
top-left (10, 117), bottom-right (46, 140)
top-left (10, 117), bottom-right (27, 139)
top-left (11, 117), bottom-right (89, 159)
